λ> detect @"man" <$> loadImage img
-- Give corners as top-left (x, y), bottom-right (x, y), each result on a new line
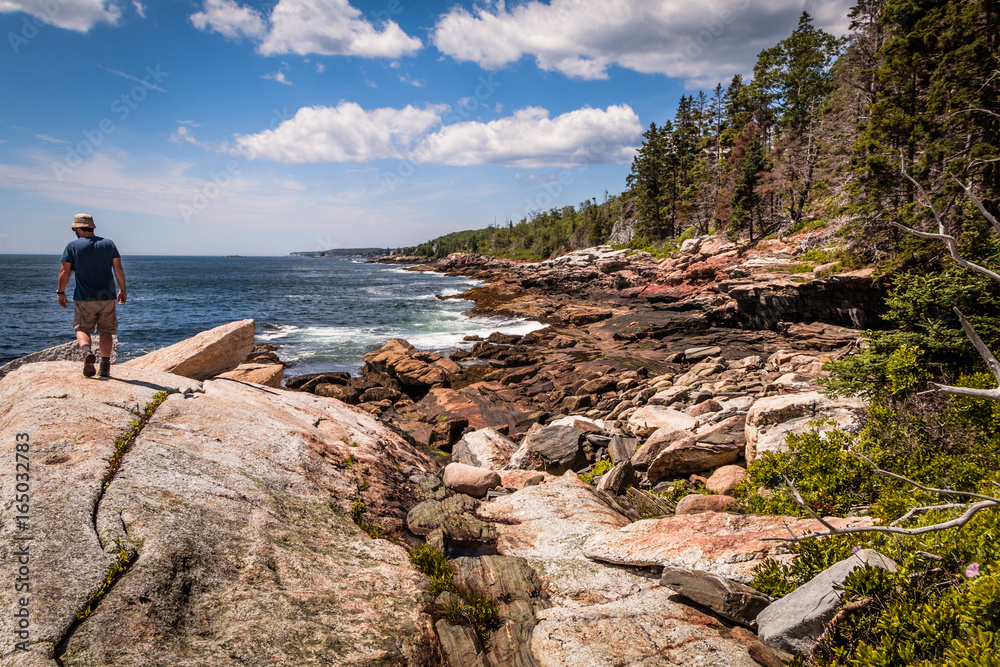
top-left (56, 214), bottom-right (127, 378)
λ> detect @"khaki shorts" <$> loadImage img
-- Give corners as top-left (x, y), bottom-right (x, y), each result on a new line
top-left (73, 300), bottom-right (118, 336)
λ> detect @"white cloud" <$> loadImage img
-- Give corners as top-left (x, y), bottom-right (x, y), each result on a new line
top-left (233, 102), bottom-right (642, 168)
top-left (0, 0), bottom-right (121, 31)
top-left (169, 125), bottom-right (207, 148)
top-left (190, 0), bottom-right (421, 58)
top-left (418, 105), bottom-right (641, 167)
top-left (263, 70), bottom-right (293, 85)
top-left (233, 103), bottom-right (443, 163)
top-left (190, 0), bottom-right (266, 40)
top-left (35, 133), bottom-right (69, 144)
top-left (95, 64), bottom-right (167, 93)
top-left (132, 0), bottom-right (143, 18)
top-left (432, 0), bottom-right (853, 85)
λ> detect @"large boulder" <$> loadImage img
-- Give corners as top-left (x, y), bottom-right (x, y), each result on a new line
top-left (646, 415), bottom-right (747, 482)
top-left (506, 424), bottom-right (588, 475)
top-left (452, 427), bottom-right (516, 471)
top-left (631, 427), bottom-right (688, 470)
top-left (745, 392), bottom-right (866, 461)
top-left (674, 494), bottom-right (739, 515)
top-left (582, 512), bottom-right (873, 584)
top-left (362, 338), bottom-right (460, 390)
top-left (122, 319), bottom-right (255, 380)
top-left (0, 361), bottom-right (436, 666)
top-left (627, 406), bottom-right (698, 435)
top-left (756, 549), bottom-right (897, 656)
top-left (660, 567), bottom-right (772, 628)
top-left (706, 464), bottom-right (748, 496)
top-left (0, 334), bottom-right (118, 379)
top-left (215, 362), bottom-right (284, 387)
top-left (442, 462), bottom-right (502, 498)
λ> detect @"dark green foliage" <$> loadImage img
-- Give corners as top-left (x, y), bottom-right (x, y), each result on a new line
top-left (401, 196), bottom-right (621, 261)
top-left (408, 544), bottom-right (456, 594)
top-left (102, 390), bottom-right (170, 493)
top-left (441, 593), bottom-right (501, 646)
top-left (579, 458), bottom-right (614, 486)
top-left (738, 428), bottom-right (877, 517)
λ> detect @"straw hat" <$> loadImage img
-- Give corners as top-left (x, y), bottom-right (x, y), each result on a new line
top-left (71, 213), bottom-right (96, 229)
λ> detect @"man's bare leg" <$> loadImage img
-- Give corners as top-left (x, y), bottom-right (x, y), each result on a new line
top-left (98, 334), bottom-right (112, 358)
top-left (76, 331), bottom-right (92, 348)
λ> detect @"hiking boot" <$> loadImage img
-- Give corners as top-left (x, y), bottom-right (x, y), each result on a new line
top-left (99, 358), bottom-right (111, 378)
top-left (82, 351), bottom-right (96, 378)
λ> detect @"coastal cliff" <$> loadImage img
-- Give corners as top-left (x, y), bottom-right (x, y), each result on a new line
top-left (1, 234), bottom-right (892, 666)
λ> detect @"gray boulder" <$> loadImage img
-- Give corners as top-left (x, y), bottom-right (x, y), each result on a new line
top-left (608, 435), bottom-right (639, 465)
top-left (596, 461), bottom-right (637, 494)
top-left (660, 567), bottom-right (771, 628)
top-left (521, 424), bottom-right (587, 475)
top-left (756, 549), bottom-right (897, 656)
top-left (0, 335), bottom-right (118, 379)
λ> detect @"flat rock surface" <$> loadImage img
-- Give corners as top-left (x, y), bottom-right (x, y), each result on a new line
top-left (582, 512), bottom-right (873, 584)
top-left (531, 588), bottom-right (764, 667)
top-left (0, 335), bottom-right (118, 379)
top-left (0, 362), bottom-right (436, 666)
top-left (476, 473), bottom-right (652, 604)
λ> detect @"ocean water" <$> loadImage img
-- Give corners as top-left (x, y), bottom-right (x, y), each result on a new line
top-left (0, 255), bottom-right (542, 375)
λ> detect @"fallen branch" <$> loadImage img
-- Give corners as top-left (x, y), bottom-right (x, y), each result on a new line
top-left (764, 457), bottom-right (1000, 542)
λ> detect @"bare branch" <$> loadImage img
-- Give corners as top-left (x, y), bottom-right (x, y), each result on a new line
top-left (899, 154), bottom-right (946, 236)
top-left (764, 499), bottom-right (1000, 543)
top-left (782, 476), bottom-right (837, 532)
top-left (852, 451), bottom-right (1000, 503)
top-left (953, 178), bottom-right (1000, 236)
top-left (765, 452), bottom-right (1000, 543)
top-left (947, 107), bottom-right (1000, 120)
top-left (889, 221), bottom-right (1000, 282)
top-left (890, 503), bottom-right (967, 527)
top-left (929, 383), bottom-right (1000, 400)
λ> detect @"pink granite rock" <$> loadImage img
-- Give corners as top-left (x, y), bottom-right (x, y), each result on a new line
top-left (583, 512), bottom-right (873, 584)
top-left (442, 462), bottom-right (502, 497)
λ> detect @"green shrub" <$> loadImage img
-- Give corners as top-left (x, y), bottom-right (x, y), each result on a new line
top-left (580, 458), bottom-right (615, 486)
top-left (738, 427), bottom-right (877, 517)
top-left (409, 544), bottom-right (455, 594)
top-left (441, 593), bottom-right (501, 646)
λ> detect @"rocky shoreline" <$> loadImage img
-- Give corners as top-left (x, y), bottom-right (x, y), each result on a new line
top-left (1, 232), bottom-right (892, 666)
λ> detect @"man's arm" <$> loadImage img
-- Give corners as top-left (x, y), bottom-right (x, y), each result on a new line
top-left (112, 257), bottom-right (127, 304)
top-left (56, 261), bottom-right (72, 309)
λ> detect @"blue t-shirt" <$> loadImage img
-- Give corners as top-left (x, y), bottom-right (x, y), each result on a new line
top-left (61, 236), bottom-right (121, 302)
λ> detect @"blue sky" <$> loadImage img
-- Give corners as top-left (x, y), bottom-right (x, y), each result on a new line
top-left (0, 0), bottom-right (852, 256)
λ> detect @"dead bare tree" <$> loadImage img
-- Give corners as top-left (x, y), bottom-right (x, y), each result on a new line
top-left (770, 157), bottom-right (1000, 542)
